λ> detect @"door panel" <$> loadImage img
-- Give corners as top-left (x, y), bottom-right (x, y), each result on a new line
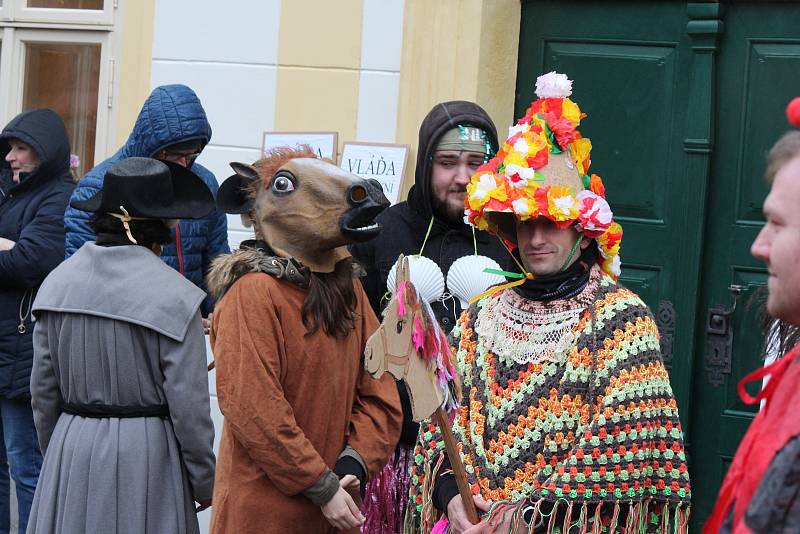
top-left (541, 41), bottom-right (677, 223)
top-left (518, 1), bottom-right (800, 530)
top-left (517, 0), bottom-right (696, 425)
top-left (689, 4), bottom-right (800, 525)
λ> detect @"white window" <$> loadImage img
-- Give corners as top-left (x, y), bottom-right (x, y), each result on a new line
top-left (0, 0), bottom-right (119, 176)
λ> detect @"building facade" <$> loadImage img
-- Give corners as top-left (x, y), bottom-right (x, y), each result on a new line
top-left (3, 1), bottom-right (800, 531)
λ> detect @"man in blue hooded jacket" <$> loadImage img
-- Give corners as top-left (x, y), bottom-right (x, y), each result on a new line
top-left (65, 84), bottom-right (229, 316)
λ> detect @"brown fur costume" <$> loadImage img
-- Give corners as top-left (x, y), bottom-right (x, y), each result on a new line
top-left (208, 148), bottom-right (401, 534)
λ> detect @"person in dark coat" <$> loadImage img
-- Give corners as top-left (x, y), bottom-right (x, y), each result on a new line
top-left (350, 101), bottom-right (511, 533)
top-left (64, 84), bottom-right (230, 317)
top-left (352, 101), bottom-right (509, 333)
top-left (0, 108), bottom-right (74, 534)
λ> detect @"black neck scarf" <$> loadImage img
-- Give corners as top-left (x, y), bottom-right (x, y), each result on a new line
top-left (510, 241), bottom-right (599, 302)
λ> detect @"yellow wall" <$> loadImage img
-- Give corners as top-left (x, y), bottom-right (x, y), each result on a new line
top-left (395, 0), bottom-right (520, 198)
top-left (274, 0), bottom-right (363, 156)
top-left (120, 0), bottom-right (520, 200)
top-left (115, 0), bottom-right (155, 148)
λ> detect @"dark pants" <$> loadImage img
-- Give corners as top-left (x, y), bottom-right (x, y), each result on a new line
top-left (0, 398), bottom-right (42, 534)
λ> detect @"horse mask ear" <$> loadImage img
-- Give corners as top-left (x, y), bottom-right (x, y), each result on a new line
top-left (396, 255), bottom-right (417, 307)
top-left (229, 161), bottom-right (260, 182)
top-left (397, 254), bottom-right (409, 285)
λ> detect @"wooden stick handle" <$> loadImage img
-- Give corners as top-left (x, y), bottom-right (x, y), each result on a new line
top-left (433, 407), bottom-right (479, 524)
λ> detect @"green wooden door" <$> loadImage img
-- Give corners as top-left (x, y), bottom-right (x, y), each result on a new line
top-left (517, 0), bottom-right (704, 435)
top-left (688, 3), bottom-right (800, 527)
top-left (517, 1), bottom-right (800, 530)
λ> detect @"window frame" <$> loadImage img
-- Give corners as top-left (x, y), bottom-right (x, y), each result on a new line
top-left (0, 24), bottom-right (120, 169)
top-left (3, 0), bottom-right (113, 26)
top-left (0, 27), bottom-right (12, 124)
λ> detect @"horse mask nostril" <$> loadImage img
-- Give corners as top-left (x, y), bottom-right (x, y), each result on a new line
top-left (349, 185), bottom-right (368, 204)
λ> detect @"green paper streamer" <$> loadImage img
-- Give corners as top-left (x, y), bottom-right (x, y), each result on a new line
top-left (484, 268), bottom-right (525, 279)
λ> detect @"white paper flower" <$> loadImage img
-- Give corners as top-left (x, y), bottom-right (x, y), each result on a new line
top-left (512, 199), bottom-right (531, 216)
top-left (513, 137), bottom-right (529, 155)
top-left (607, 255), bottom-right (621, 276)
top-left (535, 71), bottom-right (573, 99)
top-left (552, 195), bottom-right (577, 213)
top-left (503, 163), bottom-right (536, 188)
top-left (508, 123), bottom-right (529, 137)
top-left (576, 190), bottom-right (613, 230)
top-left (471, 174), bottom-right (498, 201)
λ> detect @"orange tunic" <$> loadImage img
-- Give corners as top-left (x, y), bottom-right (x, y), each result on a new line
top-left (209, 272), bottom-right (402, 533)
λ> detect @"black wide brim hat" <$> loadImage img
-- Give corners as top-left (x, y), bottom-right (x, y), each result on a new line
top-left (217, 173), bottom-right (255, 214)
top-left (71, 157), bottom-right (215, 219)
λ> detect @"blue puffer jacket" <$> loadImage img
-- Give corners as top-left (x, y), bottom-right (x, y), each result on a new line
top-left (0, 109), bottom-right (74, 398)
top-left (65, 84), bottom-right (230, 315)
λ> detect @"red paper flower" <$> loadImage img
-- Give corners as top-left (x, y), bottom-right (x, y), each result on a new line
top-left (544, 112), bottom-right (578, 149)
top-left (787, 96), bottom-right (800, 127)
top-left (527, 148), bottom-right (549, 169)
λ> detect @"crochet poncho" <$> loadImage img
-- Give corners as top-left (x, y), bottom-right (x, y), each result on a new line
top-left (407, 267), bottom-right (691, 533)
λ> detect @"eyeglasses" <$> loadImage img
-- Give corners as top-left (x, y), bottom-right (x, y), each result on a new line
top-left (158, 149), bottom-right (201, 167)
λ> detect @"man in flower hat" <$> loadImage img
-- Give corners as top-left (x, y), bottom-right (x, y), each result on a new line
top-left (407, 72), bottom-right (691, 534)
top-left (703, 100), bottom-right (800, 534)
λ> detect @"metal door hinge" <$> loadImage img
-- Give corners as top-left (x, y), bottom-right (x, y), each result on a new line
top-left (704, 285), bottom-right (744, 387)
top-left (656, 300), bottom-right (676, 370)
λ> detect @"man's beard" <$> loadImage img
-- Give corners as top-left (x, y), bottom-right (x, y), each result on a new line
top-left (431, 193), bottom-right (466, 225)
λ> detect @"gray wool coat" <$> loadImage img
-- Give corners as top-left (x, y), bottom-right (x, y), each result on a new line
top-left (27, 243), bottom-right (216, 534)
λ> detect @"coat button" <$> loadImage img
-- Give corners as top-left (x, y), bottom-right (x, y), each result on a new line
top-left (441, 317), bottom-right (451, 327)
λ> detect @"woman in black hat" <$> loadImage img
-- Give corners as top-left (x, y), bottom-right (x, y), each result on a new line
top-left (26, 157), bottom-right (217, 534)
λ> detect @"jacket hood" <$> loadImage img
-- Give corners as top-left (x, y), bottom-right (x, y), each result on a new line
top-left (122, 84), bottom-right (212, 158)
top-left (408, 101), bottom-right (499, 219)
top-left (0, 108), bottom-right (71, 190)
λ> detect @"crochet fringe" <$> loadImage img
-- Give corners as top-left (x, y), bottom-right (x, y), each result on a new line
top-left (403, 452), bottom-right (446, 533)
top-left (407, 499), bottom-right (690, 534)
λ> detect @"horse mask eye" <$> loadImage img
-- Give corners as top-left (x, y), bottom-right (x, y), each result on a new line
top-left (396, 319), bottom-right (405, 334)
top-left (270, 171), bottom-right (296, 194)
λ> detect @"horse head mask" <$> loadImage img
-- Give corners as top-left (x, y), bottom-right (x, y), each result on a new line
top-left (232, 146), bottom-right (389, 273)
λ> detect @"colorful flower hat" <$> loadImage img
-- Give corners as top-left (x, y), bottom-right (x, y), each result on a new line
top-left (465, 72), bottom-right (622, 278)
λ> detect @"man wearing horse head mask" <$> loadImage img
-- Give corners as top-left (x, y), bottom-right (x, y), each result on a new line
top-left (206, 148), bottom-right (402, 534)
top-left (406, 73), bottom-right (691, 534)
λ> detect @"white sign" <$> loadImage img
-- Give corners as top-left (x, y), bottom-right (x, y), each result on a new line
top-left (262, 131), bottom-right (338, 160)
top-left (339, 142), bottom-right (410, 204)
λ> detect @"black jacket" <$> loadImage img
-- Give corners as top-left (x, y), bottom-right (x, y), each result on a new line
top-left (351, 101), bottom-right (511, 445)
top-left (0, 109), bottom-right (74, 398)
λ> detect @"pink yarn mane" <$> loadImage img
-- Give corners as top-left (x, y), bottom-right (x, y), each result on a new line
top-left (393, 280), bottom-right (459, 412)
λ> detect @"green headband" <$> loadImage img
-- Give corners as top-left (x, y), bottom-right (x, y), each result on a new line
top-left (436, 125), bottom-right (491, 155)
